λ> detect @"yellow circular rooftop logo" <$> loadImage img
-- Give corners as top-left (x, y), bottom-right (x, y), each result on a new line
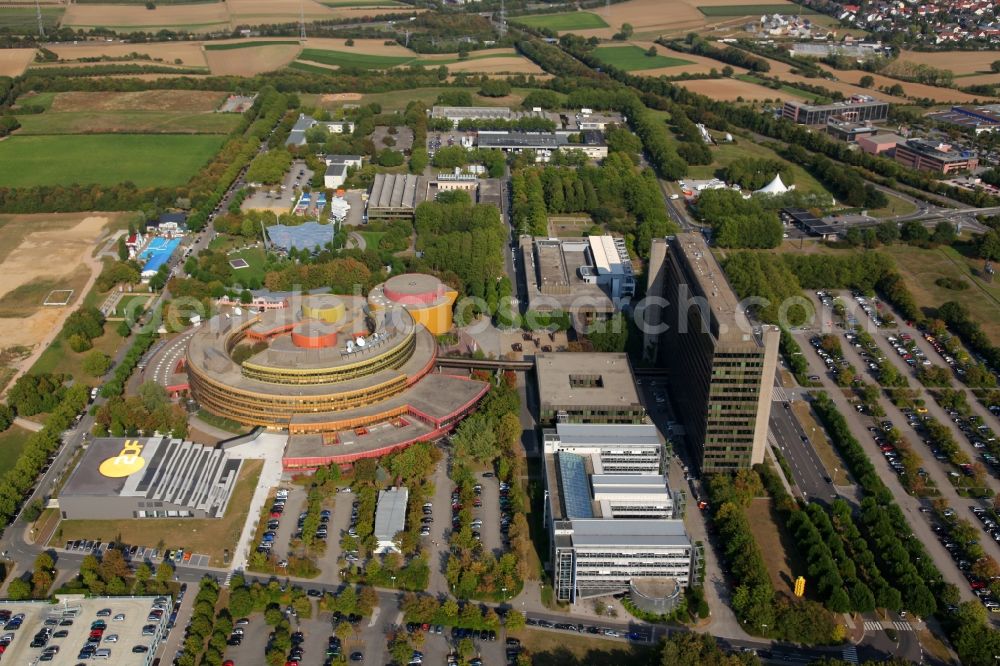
top-left (99, 440), bottom-right (146, 478)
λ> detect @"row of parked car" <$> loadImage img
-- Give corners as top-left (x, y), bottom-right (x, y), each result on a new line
top-left (63, 539), bottom-right (191, 564)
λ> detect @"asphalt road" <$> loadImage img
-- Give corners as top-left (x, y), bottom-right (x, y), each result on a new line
top-left (769, 393), bottom-right (836, 502)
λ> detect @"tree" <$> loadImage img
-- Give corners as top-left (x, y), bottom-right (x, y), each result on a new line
top-left (646, 46), bottom-right (658, 57)
top-left (7, 578), bottom-right (31, 600)
top-left (82, 351), bottom-right (112, 377)
top-left (931, 220), bottom-right (956, 245)
top-left (859, 74), bottom-right (875, 88)
top-left (992, 59), bottom-right (1000, 73)
top-left (504, 609), bottom-right (525, 631)
top-left (117, 235), bottom-right (129, 261)
top-left (479, 79), bottom-right (512, 98)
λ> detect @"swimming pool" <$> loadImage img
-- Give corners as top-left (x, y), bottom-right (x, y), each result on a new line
top-left (139, 237), bottom-right (182, 275)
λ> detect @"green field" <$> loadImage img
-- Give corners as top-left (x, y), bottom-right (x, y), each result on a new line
top-left (14, 92), bottom-right (56, 111)
top-left (686, 139), bottom-right (830, 197)
top-left (0, 426), bottom-right (31, 478)
top-left (228, 247), bottom-right (267, 286)
top-left (204, 40), bottom-right (300, 50)
top-left (298, 48), bottom-right (414, 69)
top-left (14, 110), bottom-right (239, 135)
top-left (0, 7), bottom-right (63, 30)
top-left (593, 45), bottom-right (692, 71)
top-left (114, 294), bottom-right (151, 318)
top-left (514, 11), bottom-right (608, 31)
top-left (0, 135), bottom-right (225, 188)
top-left (698, 3), bottom-right (817, 15)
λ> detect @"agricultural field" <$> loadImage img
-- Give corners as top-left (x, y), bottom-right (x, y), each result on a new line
top-left (14, 90), bottom-right (240, 135)
top-left (61, 2), bottom-right (230, 30)
top-left (443, 57), bottom-right (545, 75)
top-left (298, 48), bottom-right (414, 69)
top-left (514, 11), bottom-right (609, 31)
top-left (736, 73), bottom-right (825, 101)
top-left (698, 2), bottom-right (815, 15)
top-left (676, 76), bottom-right (786, 101)
top-left (318, 0), bottom-right (406, 4)
top-left (0, 48), bottom-right (36, 77)
top-left (639, 44), bottom-right (750, 76)
top-left (303, 86), bottom-right (554, 112)
top-left (0, 135), bottom-right (224, 188)
top-left (898, 49), bottom-right (1000, 76)
top-left (293, 42), bottom-right (543, 74)
top-left (204, 41), bottom-right (302, 75)
top-left (44, 40), bottom-right (208, 68)
top-left (820, 63), bottom-right (998, 103)
top-left (593, 45), bottom-right (692, 71)
top-left (0, 7), bottom-right (63, 32)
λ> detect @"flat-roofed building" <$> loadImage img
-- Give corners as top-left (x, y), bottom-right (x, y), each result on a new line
top-left (374, 486), bottom-right (408, 553)
top-left (543, 446), bottom-right (691, 605)
top-left (826, 117), bottom-right (878, 142)
top-left (782, 95), bottom-right (889, 125)
top-left (928, 105), bottom-right (1000, 134)
top-left (857, 132), bottom-right (902, 155)
top-left (478, 131), bottom-right (608, 159)
top-left (366, 173), bottom-right (427, 221)
top-left (535, 352), bottom-right (646, 425)
top-left (646, 234), bottom-right (779, 473)
top-left (894, 139), bottom-right (978, 174)
top-left (431, 106), bottom-right (512, 127)
top-left (542, 422), bottom-right (663, 474)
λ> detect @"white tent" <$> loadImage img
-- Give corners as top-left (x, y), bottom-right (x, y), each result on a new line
top-left (754, 173), bottom-right (790, 195)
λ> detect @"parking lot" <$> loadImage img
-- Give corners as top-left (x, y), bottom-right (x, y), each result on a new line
top-left (60, 539), bottom-right (209, 568)
top-left (0, 597), bottom-right (169, 665)
top-left (241, 159), bottom-right (313, 213)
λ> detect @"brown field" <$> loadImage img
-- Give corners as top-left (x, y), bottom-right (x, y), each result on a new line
top-left (418, 47), bottom-right (518, 61)
top-left (50, 90), bottom-right (225, 113)
top-left (819, 64), bottom-right (998, 103)
top-left (0, 49), bottom-right (36, 77)
top-left (45, 40), bottom-right (208, 68)
top-left (301, 37), bottom-right (414, 56)
top-left (444, 56), bottom-right (545, 75)
top-left (205, 43), bottom-right (302, 75)
top-left (0, 213), bottom-right (123, 376)
top-left (61, 2), bottom-right (229, 29)
top-left (677, 77), bottom-right (784, 101)
top-left (225, 0), bottom-right (335, 21)
top-left (319, 92), bottom-right (364, 102)
top-left (898, 49), bottom-right (1000, 75)
top-left (958, 71), bottom-right (1000, 86)
top-left (564, 0), bottom-right (800, 39)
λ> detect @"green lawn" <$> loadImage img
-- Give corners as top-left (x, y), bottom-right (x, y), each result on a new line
top-left (0, 135), bottom-right (225, 188)
top-left (698, 3), bottom-right (816, 15)
top-left (14, 92), bottom-right (56, 111)
top-left (736, 74), bottom-right (825, 102)
top-left (514, 11), bottom-right (608, 31)
top-left (685, 139), bottom-right (831, 197)
top-left (0, 7), bottom-right (63, 30)
top-left (114, 294), bottom-right (151, 318)
top-left (14, 110), bottom-right (238, 135)
top-left (593, 45), bottom-right (692, 71)
top-left (0, 426), bottom-right (32, 478)
top-left (204, 40), bottom-right (300, 50)
top-left (298, 48), bottom-right (414, 69)
top-left (228, 247), bottom-right (267, 286)
top-left (357, 230), bottom-right (385, 249)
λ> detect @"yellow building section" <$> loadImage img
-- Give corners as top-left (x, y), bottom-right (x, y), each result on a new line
top-left (302, 299), bottom-right (345, 324)
top-left (371, 292), bottom-right (457, 336)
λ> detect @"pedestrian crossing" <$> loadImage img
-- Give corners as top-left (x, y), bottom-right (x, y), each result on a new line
top-left (841, 646), bottom-right (859, 664)
top-left (772, 386), bottom-right (789, 402)
top-left (863, 620), bottom-right (914, 632)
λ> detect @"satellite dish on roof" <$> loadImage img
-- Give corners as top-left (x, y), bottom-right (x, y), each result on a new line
top-left (356, 336), bottom-right (367, 347)
top-left (234, 307), bottom-right (243, 316)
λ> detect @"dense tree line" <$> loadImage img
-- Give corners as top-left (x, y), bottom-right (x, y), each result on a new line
top-left (100, 331), bottom-right (158, 398)
top-left (721, 252), bottom-right (809, 325)
top-left (937, 300), bottom-right (1000, 374)
top-left (667, 35), bottom-right (770, 73)
top-left (93, 381), bottom-right (188, 439)
top-left (412, 193), bottom-right (506, 314)
top-left (695, 189), bottom-right (782, 248)
top-left (783, 147), bottom-right (887, 209)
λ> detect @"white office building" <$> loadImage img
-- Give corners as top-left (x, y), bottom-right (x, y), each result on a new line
top-left (374, 486), bottom-right (408, 554)
top-left (543, 424), bottom-right (692, 605)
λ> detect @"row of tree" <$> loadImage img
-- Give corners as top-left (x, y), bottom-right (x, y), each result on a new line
top-left (695, 189), bottom-right (783, 249)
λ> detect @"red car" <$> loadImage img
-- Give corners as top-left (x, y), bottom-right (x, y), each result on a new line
top-left (971, 581), bottom-right (987, 590)
top-left (223, 661), bottom-right (234, 666)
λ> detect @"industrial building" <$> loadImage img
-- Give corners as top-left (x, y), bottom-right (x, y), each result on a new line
top-left (520, 235), bottom-right (634, 324)
top-left (781, 95), bottom-right (889, 125)
top-left (646, 234), bottom-right (779, 473)
top-left (374, 486), bottom-right (408, 553)
top-left (535, 352), bottom-right (646, 425)
top-left (58, 436), bottom-right (246, 520)
top-left (928, 105), bottom-right (1000, 134)
top-left (430, 105), bottom-right (513, 126)
top-left (478, 131), bottom-right (608, 160)
top-left (542, 431), bottom-right (692, 605)
top-left (366, 173), bottom-right (428, 222)
top-left (893, 139), bottom-right (979, 174)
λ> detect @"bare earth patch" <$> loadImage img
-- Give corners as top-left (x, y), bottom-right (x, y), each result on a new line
top-left (320, 92), bottom-right (364, 102)
top-left (45, 41), bottom-right (208, 68)
top-left (0, 49), bottom-right (36, 77)
top-left (205, 44), bottom-right (302, 75)
top-left (445, 56), bottom-right (545, 75)
top-left (49, 90), bottom-right (225, 113)
top-left (745, 497), bottom-right (797, 594)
